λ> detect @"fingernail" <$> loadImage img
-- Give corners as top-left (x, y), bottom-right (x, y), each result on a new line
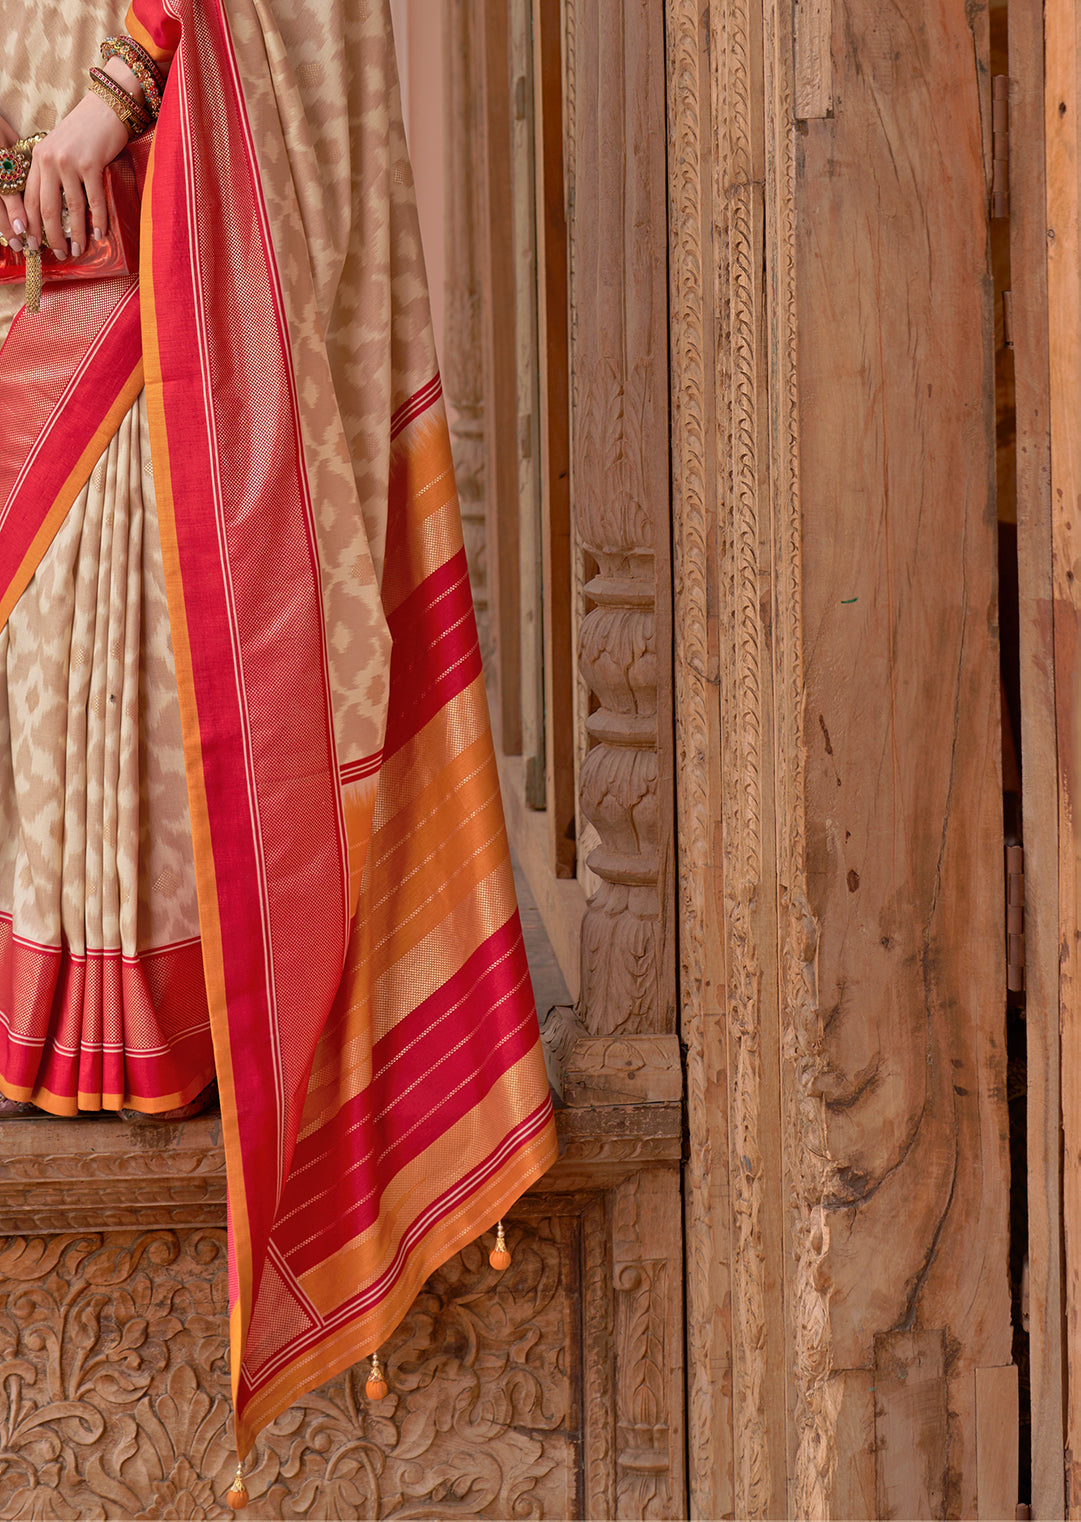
top-left (13, 219), bottom-right (24, 236)
top-left (9, 238), bottom-right (22, 253)
top-left (52, 246), bottom-right (66, 260)
top-left (70, 242), bottom-right (81, 258)
top-left (92, 226), bottom-right (102, 240)
top-left (26, 235), bottom-right (39, 252)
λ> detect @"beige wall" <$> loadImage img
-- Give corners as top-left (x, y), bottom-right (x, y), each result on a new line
top-left (390, 0), bottom-right (446, 369)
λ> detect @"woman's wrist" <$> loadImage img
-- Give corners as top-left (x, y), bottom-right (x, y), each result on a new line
top-left (101, 54), bottom-right (146, 112)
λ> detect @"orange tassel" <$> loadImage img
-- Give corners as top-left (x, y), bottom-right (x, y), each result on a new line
top-left (489, 1219), bottom-right (511, 1272)
top-left (365, 1350), bottom-right (388, 1400)
top-left (226, 1462), bottom-right (249, 1510)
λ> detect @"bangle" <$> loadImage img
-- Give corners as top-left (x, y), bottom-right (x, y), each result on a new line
top-left (100, 36), bottom-right (165, 118)
top-left (88, 68), bottom-right (151, 138)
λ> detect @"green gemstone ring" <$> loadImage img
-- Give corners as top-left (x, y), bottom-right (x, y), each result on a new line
top-left (0, 134), bottom-right (47, 198)
top-left (0, 148), bottom-right (30, 196)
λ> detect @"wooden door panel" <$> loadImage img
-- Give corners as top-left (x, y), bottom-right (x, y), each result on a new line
top-left (797, 0), bottom-right (1012, 1511)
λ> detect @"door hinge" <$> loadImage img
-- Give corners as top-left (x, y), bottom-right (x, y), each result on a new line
top-left (1006, 841), bottom-right (1025, 994)
top-left (992, 75), bottom-right (1010, 219)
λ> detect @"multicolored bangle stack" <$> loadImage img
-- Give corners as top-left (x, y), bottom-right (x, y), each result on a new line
top-left (88, 35), bottom-right (166, 140)
top-left (100, 36), bottom-right (166, 117)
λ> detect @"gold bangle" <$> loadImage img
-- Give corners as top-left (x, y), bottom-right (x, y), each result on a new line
top-left (87, 72), bottom-right (150, 138)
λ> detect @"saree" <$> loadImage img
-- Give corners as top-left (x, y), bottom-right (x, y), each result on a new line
top-left (0, 0), bottom-right (556, 1456)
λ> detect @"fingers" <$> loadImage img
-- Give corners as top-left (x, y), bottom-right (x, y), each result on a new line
top-left (30, 157), bottom-right (68, 259)
top-left (0, 194), bottom-right (25, 252)
top-left (61, 171), bottom-right (86, 258)
top-left (22, 159), bottom-right (45, 253)
top-left (83, 170), bottom-right (107, 243)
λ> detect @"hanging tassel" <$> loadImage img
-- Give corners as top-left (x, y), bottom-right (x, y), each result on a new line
top-left (365, 1350), bottom-right (388, 1400)
top-left (489, 1219), bottom-right (511, 1272)
top-left (225, 1460), bottom-right (249, 1511)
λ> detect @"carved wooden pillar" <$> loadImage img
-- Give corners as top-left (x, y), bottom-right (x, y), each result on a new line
top-left (443, 0), bottom-right (490, 668)
top-left (568, 0), bottom-right (675, 1039)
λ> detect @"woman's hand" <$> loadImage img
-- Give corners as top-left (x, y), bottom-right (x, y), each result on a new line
top-left (20, 93), bottom-right (129, 258)
top-left (1, 58), bottom-right (145, 260)
top-left (0, 114), bottom-right (26, 252)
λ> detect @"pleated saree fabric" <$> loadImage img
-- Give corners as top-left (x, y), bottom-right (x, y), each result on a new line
top-left (0, 0), bottom-right (556, 1451)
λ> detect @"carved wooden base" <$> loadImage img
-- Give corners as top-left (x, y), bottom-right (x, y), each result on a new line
top-left (0, 1104), bottom-right (684, 1520)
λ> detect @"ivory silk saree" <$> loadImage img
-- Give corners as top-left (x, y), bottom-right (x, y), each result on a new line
top-left (0, 0), bottom-right (556, 1453)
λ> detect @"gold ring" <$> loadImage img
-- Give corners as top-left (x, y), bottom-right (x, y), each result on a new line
top-left (0, 133), bottom-right (46, 198)
top-left (0, 147), bottom-right (31, 197)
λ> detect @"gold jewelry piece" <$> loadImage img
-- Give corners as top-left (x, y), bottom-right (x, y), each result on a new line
top-left (25, 249), bottom-right (42, 315)
top-left (0, 133), bottom-right (46, 197)
top-left (88, 70), bottom-right (150, 139)
top-left (0, 146), bottom-right (31, 196)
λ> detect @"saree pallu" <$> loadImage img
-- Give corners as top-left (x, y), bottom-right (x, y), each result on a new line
top-left (0, 0), bottom-right (556, 1452)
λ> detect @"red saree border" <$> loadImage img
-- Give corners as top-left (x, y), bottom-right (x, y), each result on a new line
top-left (390, 375), bottom-right (443, 440)
top-left (142, 0), bottom-right (354, 1421)
top-left (0, 916), bottom-right (213, 1115)
top-left (236, 1097), bottom-right (554, 1434)
top-left (274, 913), bottom-right (542, 1272)
top-left (0, 288), bottom-right (143, 633)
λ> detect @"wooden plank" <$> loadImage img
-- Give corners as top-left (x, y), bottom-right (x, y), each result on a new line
top-left (874, 1330), bottom-right (949, 1521)
top-left (976, 1365), bottom-right (1020, 1520)
top-left (796, 0), bottom-right (1011, 1509)
top-left (828, 1370), bottom-right (877, 1520)
top-left (793, 0), bottom-right (832, 120)
top-left (510, 0), bottom-right (546, 803)
top-left (1009, 0), bottom-right (1066, 1512)
top-left (1045, 0), bottom-right (1081, 1511)
top-left (667, 2), bottom-right (737, 1510)
top-left (532, 0), bottom-right (576, 878)
top-left (475, 0), bottom-right (522, 755)
top-left (498, 750), bottom-right (587, 1000)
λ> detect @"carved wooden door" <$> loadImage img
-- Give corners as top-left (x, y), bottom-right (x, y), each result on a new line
top-left (670, 0), bottom-right (1043, 1514)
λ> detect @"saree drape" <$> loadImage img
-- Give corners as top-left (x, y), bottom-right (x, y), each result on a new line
top-left (0, 0), bottom-right (556, 1453)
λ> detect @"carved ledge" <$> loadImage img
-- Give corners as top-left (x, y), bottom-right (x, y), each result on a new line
top-left (0, 1101), bottom-right (682, 1234)
top-left (0, 1115), bottom-right (227, 1235)
top-left (562, 1033), bottom-right (683, 1106)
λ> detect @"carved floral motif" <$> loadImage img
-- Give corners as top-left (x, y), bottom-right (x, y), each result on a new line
top-left (0, 1219), bottom-right (579, 1521)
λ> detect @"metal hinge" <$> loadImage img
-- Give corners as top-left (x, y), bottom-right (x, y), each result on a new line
top-left (992, 75), bottom-right (1010, 219)
top-left (1006, 842), bottom-right (1025, 993)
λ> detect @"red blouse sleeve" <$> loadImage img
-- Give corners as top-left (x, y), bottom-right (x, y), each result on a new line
top-left (124, 0), bottom-right (181, 70)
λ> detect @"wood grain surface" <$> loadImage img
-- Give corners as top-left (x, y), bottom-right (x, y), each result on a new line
top-left (1045, 0), bottom-right (1081, 1511)
top-left (1008, 0), bottom-right (1066, 1512)
top-left (797, 0), bottom-right (1012, 1510)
